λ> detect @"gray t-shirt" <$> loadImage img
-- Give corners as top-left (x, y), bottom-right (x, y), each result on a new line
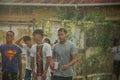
top-left (53, 40), bottom-right (77, 77)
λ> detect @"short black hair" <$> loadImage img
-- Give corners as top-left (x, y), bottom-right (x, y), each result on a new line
top-left (7, 31), bottom-right (15, 36)
top-left (54, 40), bottom-right (58, 44)
top-left (33, 29), bottom-right (44, 36)
top-left (44, 38), bottom-right (51, 44)
top-left (23, 36), bottom-right (31, 42)
top-left (58, 28), bottom-right (67, 34)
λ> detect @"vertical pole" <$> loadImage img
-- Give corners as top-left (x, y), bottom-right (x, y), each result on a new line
top-left (42, 20), bottom-right (45, 32)
top-left (83, 23), bottom-right (87, 80)
top-left (10, 25), bottom-right (12, 30)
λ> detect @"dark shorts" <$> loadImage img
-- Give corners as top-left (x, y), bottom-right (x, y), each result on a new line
top-left (51, 72), bottom-right (54, 80)
top-left (53, 76), bottom-right (72, 80)
top-left (24, 69), bottom-right (32, 80)
top-left (2, 72), bottom-right (18, 80)
top-left (113, 60), bottom-right (120, 75)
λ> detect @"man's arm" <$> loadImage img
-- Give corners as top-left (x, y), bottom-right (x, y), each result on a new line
top-left (42, 56), bottom-right (51, 80)
top-left (18, 54), bottom-right (22, 80)
top-left (31, 56), bottom-right (35, 73)
top-left (61, 55), bottom-right (77, 71)
top-left (43, 56), bottom-right (51, 73)
top-left (62, 43), bottom-right (77, 71)
top-left (67, 55), bottom-right (77, 66)
top-left (30, 46), bottom-right (37, 80)
top-left (42, 44), bottom-right (52, 80)
top-left (15, 36), bottom-right (24, 48)
top-left (31, 56), bottom-right (36, 80)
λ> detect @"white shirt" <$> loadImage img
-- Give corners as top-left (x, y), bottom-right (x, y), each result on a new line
top-left (23, 44), bottom-right (32, 70)
top-left (112, 46), bottom-right (120, 61)
top-left (30, 43), bottom-right (52, 77)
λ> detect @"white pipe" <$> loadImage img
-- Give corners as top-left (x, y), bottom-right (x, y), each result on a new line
top-left (0, 22), bottom-right (33, 25)
top-left (0, 3), bottom-right (120, 7)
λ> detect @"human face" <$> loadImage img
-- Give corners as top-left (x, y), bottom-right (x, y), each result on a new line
top-left (24, 40), bottom-right (32, 48)
top-left (33, 34), bottom-right (43, 43)
top-left (58, 31), bottom-right (66, 43)
top-left (6, 31), bottom-right (14, 43)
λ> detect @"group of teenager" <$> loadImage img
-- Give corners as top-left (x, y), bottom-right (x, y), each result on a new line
top-left (0, 28), bottom-right (77, 80)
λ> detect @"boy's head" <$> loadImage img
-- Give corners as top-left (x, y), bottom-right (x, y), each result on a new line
top-left (32, 29), bottom-right (44, 43)
top-left (44, 38), bottom-right (51, 44)
top-left (58, 28), bottom-right (67, 43)
top-left (23, 36), bottom-right (32, 47)
top-left (6, 31), bottom-right (15, 43)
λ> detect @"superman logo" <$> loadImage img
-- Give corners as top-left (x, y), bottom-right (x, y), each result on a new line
top-left (4, 50), bottom-right (17, 61)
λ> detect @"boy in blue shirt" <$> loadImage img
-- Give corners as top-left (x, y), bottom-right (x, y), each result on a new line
top-left (0, 31), bottom-right (22, 80)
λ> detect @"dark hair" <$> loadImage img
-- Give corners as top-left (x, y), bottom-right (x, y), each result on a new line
top-left (54, 40), bottom-right (58, 44)
top-left (44, 38), bottom-right (51, 44)
top-left (113, 38), bottom-right (120, 46)
top-left (7, 31), bottom-right (15, 36)
top-left (33, 29), bottom-right (44, 36)
top-left (58, 28), bottom-right (67, 34)
top-left (23, 36), bottom-right (31, 42)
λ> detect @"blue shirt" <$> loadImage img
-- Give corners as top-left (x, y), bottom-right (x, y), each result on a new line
top-left (0, 44), bottom-right (22, 73)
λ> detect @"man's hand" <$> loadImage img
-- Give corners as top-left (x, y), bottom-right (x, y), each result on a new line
top-left (42, 71), bottom-right (47, 80)
top-left (61, 64), bottom-right (69, 71)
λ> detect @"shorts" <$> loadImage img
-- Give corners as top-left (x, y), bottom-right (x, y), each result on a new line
top-left (2, 72), bottom-right (18, 80)
top-left (24, 69), bottom-right (32, 80)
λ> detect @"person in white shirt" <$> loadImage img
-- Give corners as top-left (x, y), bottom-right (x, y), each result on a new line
top-left (112, 38), bottom-right (120, 80)
top-left (31, 29), bottom-right (52, 80)
top-left (15, 36), bottom-right (33, 80)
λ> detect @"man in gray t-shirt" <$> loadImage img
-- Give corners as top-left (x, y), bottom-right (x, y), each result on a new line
top-left (53, 28), bottom-right (77, 80)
